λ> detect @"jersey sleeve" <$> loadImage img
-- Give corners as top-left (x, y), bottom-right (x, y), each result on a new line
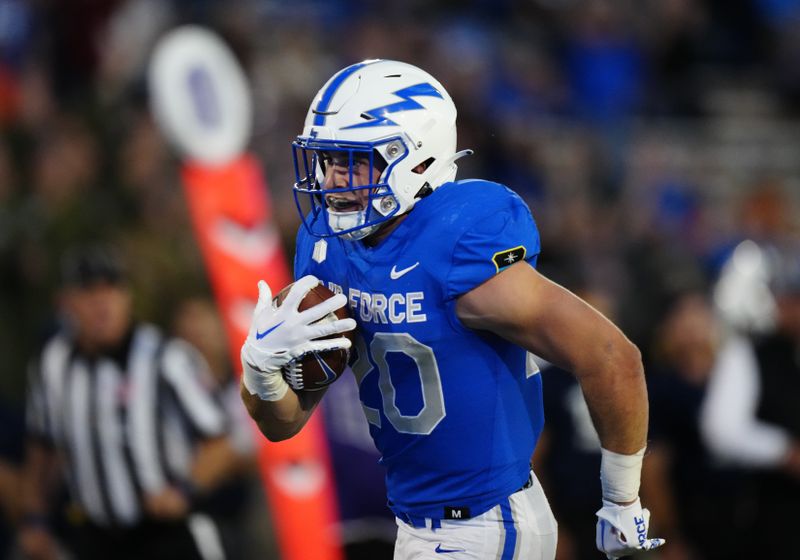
top-left (445, 190), bottom-right (541, 299)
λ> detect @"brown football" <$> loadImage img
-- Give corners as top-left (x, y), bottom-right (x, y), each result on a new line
top-left (273, 282), bottom-right (355, 392)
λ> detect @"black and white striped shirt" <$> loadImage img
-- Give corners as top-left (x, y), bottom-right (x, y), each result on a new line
top-left (26, 323), bottom-right (228, 527)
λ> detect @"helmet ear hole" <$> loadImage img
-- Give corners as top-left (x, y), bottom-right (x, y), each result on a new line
top-left (413, 157), bottom-right (435, 174)
top-left (414, 183), bottom-right (433, 200)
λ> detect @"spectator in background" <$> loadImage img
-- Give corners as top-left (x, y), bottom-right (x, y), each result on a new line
top-left (642, 292), bottom-right (747, 560)
top-left (19, 244), bottom-right (239, 560)
top-left (701, 242), bottom-right (800, 560)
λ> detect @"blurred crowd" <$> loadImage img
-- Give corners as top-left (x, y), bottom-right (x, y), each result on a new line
top-left (1, 0), bottom-right (800, 559)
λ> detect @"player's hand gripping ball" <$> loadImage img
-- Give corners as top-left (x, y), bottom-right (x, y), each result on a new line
top-left (273, 282), bottom-right (356, 391)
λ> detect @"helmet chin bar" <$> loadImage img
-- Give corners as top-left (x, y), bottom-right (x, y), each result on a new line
top-left (326, 188), bottom-right (400, 240)
top-left (328, 209), bottom-right (380, 240)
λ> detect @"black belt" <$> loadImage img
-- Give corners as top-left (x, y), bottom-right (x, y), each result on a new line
top-left (398, 471), bottom-right (535, 528)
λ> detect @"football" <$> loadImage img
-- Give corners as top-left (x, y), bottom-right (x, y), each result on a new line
top-left (273, 282), bottom-right (355, 391)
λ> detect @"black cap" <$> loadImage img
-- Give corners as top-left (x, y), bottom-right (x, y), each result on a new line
top-left (60, 244), bottom-right (127, 288)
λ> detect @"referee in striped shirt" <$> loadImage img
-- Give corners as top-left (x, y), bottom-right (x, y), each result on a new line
top-left (20, 245), bottom-right (235, 560)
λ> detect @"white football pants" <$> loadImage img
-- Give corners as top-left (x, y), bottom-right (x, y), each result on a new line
top-left (394, 472), bottom-right (558, 560)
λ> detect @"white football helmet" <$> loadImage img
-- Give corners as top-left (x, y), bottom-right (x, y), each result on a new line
top-left (292, 59), bottom-right (471, 240)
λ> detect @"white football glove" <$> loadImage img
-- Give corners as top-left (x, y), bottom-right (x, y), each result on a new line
top-left (241, 275), bottom-right (356, 401)
top-left (596, 498), bottom-right (665, 559)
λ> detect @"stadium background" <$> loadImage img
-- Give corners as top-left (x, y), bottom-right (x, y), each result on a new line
top-left (0, 0), bottom-right (798, 559)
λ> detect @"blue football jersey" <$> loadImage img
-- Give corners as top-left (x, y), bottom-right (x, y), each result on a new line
top-left (294, 179), bottom-right (544, 520)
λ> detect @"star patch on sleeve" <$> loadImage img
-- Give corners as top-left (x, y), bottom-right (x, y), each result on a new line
top-left (492, 245), bottom-right (526, 272)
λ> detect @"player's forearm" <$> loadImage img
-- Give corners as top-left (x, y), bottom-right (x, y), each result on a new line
top-left (534, 320), bottom-right (649, 453)
top-left (457, 262), bottom-right (649, 453)
top-left (462, 265), bottom-right (648, 452)
top-left (575, 336), bottom-right (649, 454)
top-left (521, 274), bottom-right (649, 452)
top-left (240, 381), bottom-right (320, 441)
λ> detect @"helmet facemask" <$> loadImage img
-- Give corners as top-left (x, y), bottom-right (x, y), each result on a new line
top-left (293, 136), bottom-right (410, 240)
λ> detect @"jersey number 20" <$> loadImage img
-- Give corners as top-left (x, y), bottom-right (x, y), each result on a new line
top-left (351, 333), bottom-right (445, 435)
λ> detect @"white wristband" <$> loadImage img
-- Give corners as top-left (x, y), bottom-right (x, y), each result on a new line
top-left (600, 446), bottom-right (645, 503)
top-left (241, 360), bottom-right (290, 402)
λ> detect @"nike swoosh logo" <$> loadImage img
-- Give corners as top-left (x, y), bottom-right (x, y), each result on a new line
top-left (313, 352), bottom-right (339, 385)
top-left (390, 262), bottom-right (420, 280)
top-left (435, 544), bottom-right (466, 554)
top-left (255, 321), bottom-right (284, 340)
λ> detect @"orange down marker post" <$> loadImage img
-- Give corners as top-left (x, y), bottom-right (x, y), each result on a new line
top-left (181, 154), bottom-right (343, 560)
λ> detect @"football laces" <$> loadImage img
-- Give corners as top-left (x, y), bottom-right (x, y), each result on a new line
top-left (282, 360), bottom-right (305, 390)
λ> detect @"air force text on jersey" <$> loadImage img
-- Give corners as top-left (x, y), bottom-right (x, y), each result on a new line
top-left (328, 282), bottom-right (427, 325)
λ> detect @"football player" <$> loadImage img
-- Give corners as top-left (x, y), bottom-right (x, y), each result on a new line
top-left (240, 59), bottom-right (664, 560)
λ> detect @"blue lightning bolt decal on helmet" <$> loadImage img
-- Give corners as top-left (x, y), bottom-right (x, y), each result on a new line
top-left (342, 83), bottom-right (444, 129)
top-left (292, 59), bottom-right (471, 241)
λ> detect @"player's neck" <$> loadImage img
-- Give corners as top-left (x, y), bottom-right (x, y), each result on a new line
top-left (362, 213), bottom-right (409, 247)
